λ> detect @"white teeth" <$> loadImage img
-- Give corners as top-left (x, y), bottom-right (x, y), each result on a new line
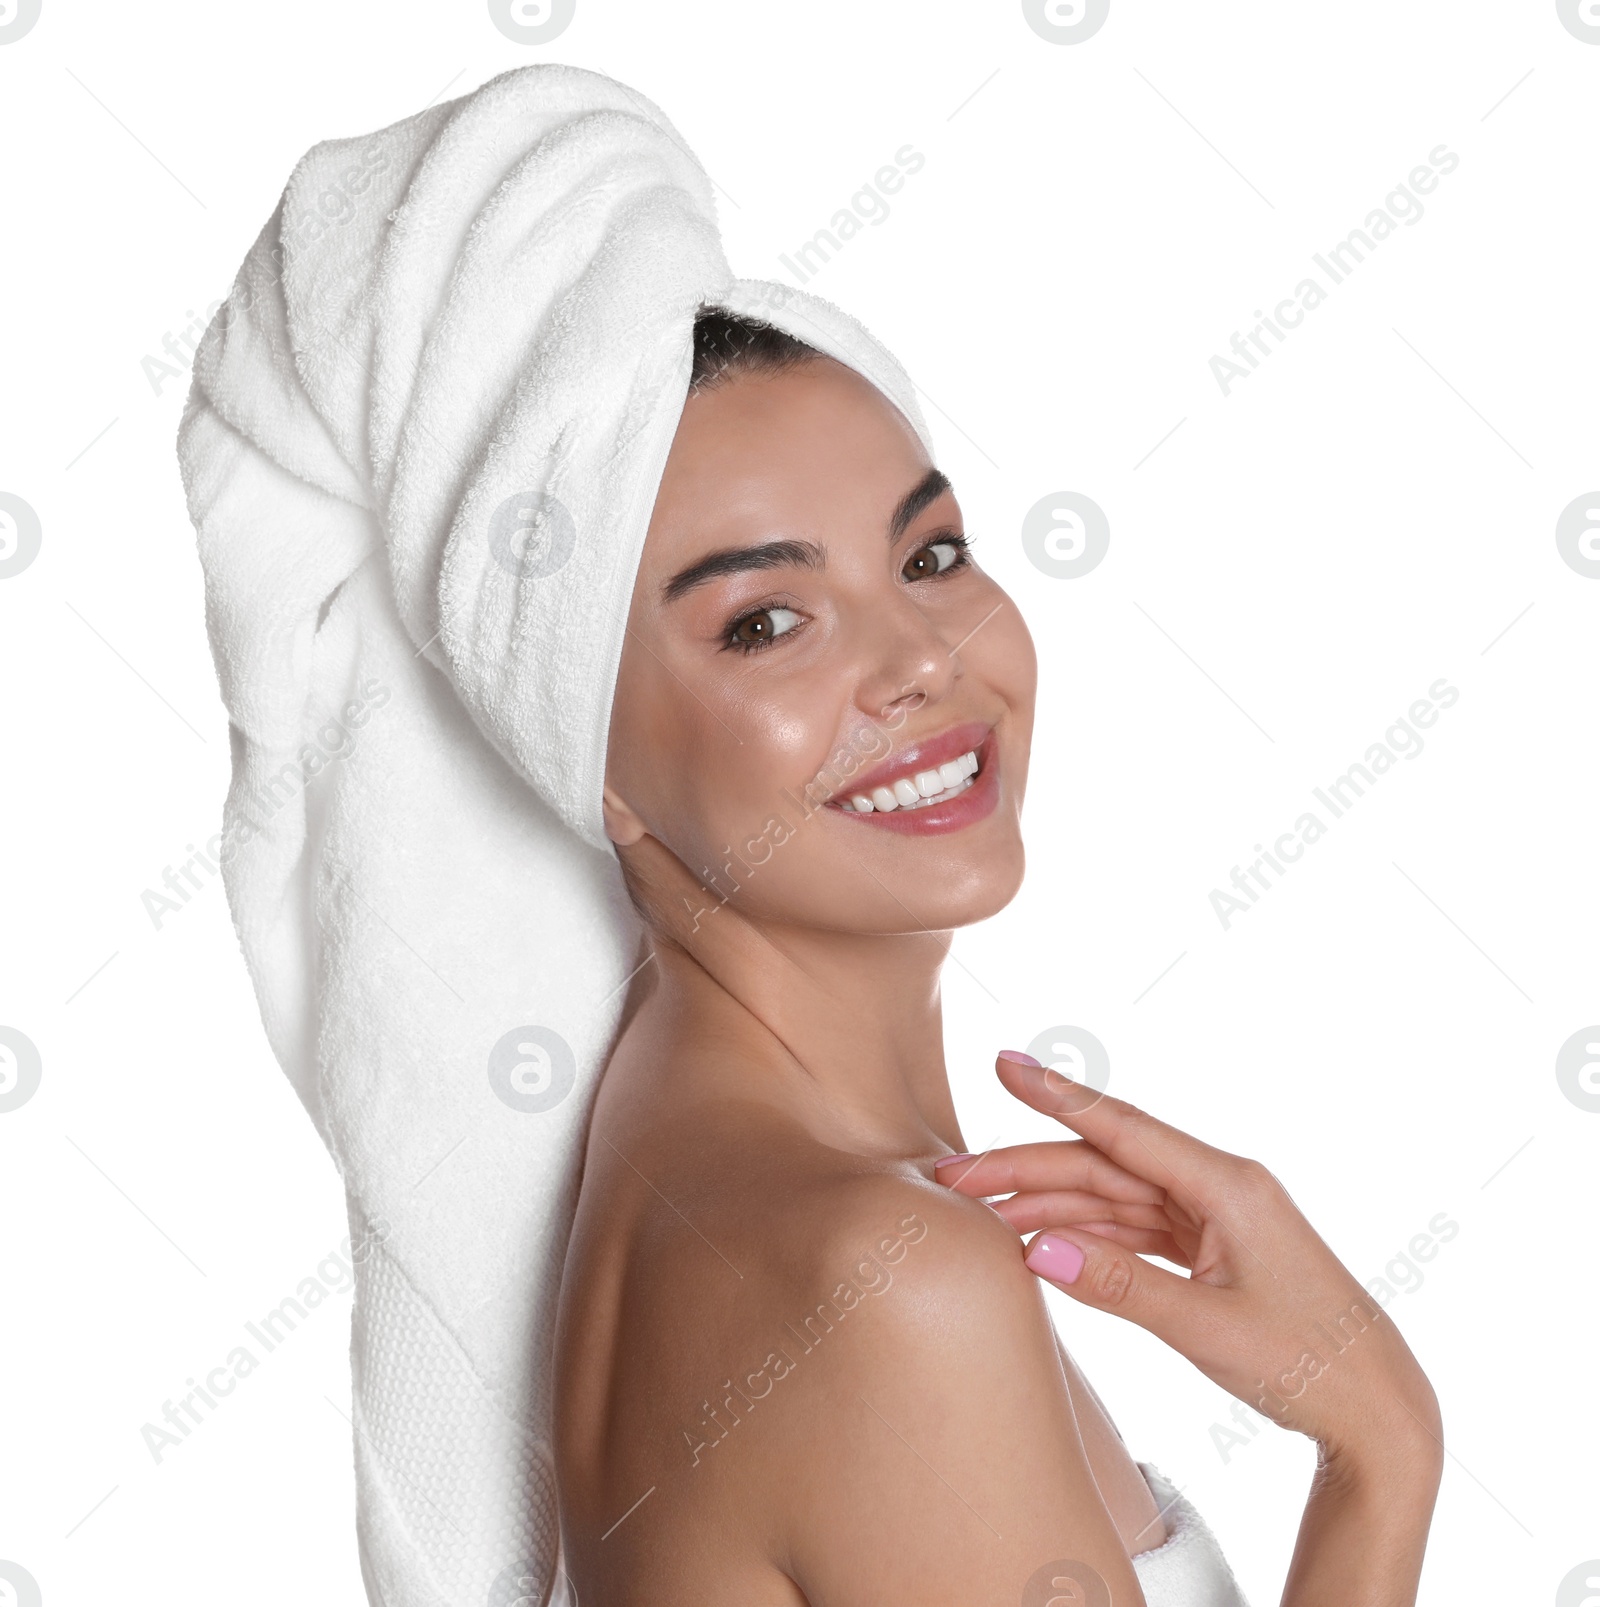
top-left (837, 749), bottom-right (981, 814)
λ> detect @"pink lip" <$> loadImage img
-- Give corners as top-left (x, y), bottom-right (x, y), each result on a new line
top-left (835, 719), bottom-right (991, 799)
top-left (827, 720), bottom-right (1001, 836)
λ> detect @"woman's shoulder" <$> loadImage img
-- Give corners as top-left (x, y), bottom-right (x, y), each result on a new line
top-left (619, 1106), bottom-right (1034, 1317)
top-left (631, 1127), bottom-right (1077, 1433)
top-left (778, 1163), bottom-right (1035, 1317)
top-left (564, 1109), bottom-right (1134, 1599)
top-left (601, 1087), bottom-right (1045, 1324)
top-left (763, 1164), bottom-right (1068, 1391)
top-left (688, 1163), bottom-right (1133, 1597)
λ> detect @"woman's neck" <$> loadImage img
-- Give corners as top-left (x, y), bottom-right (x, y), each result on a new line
top-left (637, 908), bottom-right (966, 1161)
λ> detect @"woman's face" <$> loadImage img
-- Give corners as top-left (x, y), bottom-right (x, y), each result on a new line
top-left (603, 354), bottom-right (1036, 936)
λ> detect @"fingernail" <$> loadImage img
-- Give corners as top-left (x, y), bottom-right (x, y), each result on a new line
top-left (934, 1153), bottom-right (977, 1169)
top-left (998, 1050), bottom-right (1042, 1067)
top-left (1024, 1232), bottom-right (1084, 1284)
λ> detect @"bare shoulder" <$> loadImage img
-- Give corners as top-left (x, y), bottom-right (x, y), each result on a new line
top-left (644, 1138), bottom-right (1035, 1331)
top-left (743, 1174), bottom-right (1140, 1604)
top-left (776, 1167), bottom-right (1036, 1336)
top-left (768, 1167), bottom-right (1074, 1408)
top-left (563, 1098), bottom-right (1141, 1603)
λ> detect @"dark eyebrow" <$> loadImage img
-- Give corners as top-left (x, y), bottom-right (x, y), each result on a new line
top-left (659, 467), bottom-right (953, 604)
top-left (888, 467), bottom-right (953, 544)
top-left (661, 538), bottom-right (825, 604)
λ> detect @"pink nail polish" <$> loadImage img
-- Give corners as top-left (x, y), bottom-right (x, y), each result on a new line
top-left (934, 1153), bottom-right (977, 1168)
top-left (998, 1050), bottom-right (1042, 1067)
top-left (1025, 1233), bottom-right (1085, 1284)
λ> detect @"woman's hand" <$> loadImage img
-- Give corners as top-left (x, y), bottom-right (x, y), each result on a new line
top-left (934, 1052), bottom-right (1443, 1467)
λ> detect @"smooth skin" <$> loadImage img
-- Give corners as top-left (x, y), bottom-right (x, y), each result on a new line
top-left (552, 354), bottom-right (1440, 1605)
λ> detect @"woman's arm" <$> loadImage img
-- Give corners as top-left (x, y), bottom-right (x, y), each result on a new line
top-left (1282, 1430), bottom-right (1442, 1606)
top-left (936, 1054), bottom-right (1443, 1607)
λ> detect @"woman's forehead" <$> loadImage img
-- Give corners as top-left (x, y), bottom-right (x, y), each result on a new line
top-left (644, 360), bottom-right (937, 564)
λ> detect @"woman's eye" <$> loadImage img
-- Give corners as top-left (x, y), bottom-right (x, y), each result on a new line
top-left (901, 538), bottom-right (967, 581)
top-left (728, 605), bottom-right (802, 651)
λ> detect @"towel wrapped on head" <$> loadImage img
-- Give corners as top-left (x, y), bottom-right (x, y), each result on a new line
top-left (176, 61), bottom-right (933, 1607)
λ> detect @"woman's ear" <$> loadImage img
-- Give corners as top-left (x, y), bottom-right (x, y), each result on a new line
top-left (601, 783), bottom-right (647, 847)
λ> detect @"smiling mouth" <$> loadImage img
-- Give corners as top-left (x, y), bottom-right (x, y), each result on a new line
top-left (834, 748), bottom-right (980, 815)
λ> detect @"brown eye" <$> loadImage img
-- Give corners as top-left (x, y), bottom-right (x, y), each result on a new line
top-left (727, 605), bottom-right (801, 651)
top-left (902, 539), bottom-right (964, 580)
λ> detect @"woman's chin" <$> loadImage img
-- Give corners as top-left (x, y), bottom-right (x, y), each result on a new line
top-left (868, 838), bottom-right (1028, 933)
top-left (950, 847), bottom-right (1027, 926)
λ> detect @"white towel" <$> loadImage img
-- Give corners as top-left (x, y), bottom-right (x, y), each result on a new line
top-left (176, 62), bottom-right (932, 1607)
top-left (1133, 1466), bottom-right (1252, 1607)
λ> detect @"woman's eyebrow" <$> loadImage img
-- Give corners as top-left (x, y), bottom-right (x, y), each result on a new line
top-left (661, 538), bottom-right (824, 603)
top-left (888, 467), bottom-right (953, 543)
top-left (659, 468), bottom-right (954, 604)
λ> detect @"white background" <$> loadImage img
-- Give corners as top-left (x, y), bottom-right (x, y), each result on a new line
top-left (2, 1), bottom-right (1596, 1603)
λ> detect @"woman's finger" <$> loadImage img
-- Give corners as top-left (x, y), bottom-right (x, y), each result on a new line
top-left (986, 1191), bottom-right (1173, 1235)
top-left (994, 1052), bottom-right (1238, 1210)
top-left (985, 1199), bottom-right (1192, 1265)
top-left (1070, 1223), bottom-right (1193, 1266)
top-left (1021, 1225), bottom-right (1221, 1345)
top-left (934, 1139), bottom-right (1165, 1203)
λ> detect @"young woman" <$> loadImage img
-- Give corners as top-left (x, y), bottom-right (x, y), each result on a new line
top-left (181, 63), bottom-right (1441, 1607)
top-left (552, 312), bottom-right (1444, 1604)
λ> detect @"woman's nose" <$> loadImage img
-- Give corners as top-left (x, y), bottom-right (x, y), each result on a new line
top-left (854, 594), bottom-right (962, 725)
